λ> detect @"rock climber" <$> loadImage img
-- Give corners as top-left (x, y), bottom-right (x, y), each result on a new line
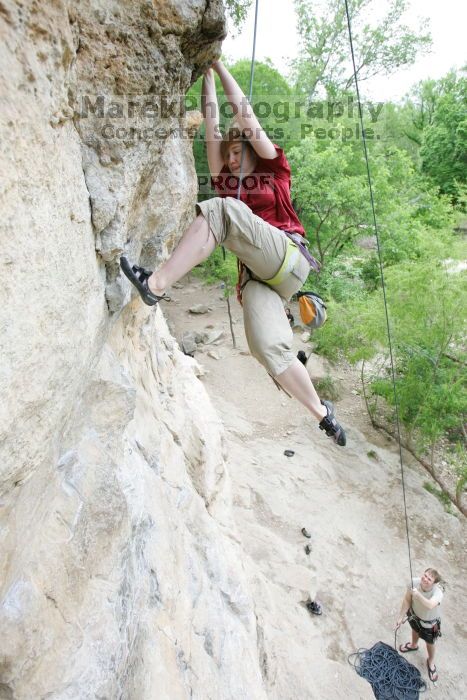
top-left (120, 60), bottom-right (346, 447)
top-left (395, 567), bottom-right (444, 682)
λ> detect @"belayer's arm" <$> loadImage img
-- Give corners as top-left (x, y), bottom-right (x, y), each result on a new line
top-left (212, 59), bottom-right (277, 160)
top-left (202, 69), bottom-right (224, 177)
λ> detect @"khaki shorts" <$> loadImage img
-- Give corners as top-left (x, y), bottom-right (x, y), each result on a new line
top-left (196, 197), bottom-right (311, 376)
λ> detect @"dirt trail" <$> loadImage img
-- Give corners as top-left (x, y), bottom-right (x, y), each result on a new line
top-left (165, 276), bottom-right (467, 700)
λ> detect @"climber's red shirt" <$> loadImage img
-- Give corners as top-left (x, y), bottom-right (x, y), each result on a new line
top-left (211, 145), bottom-right (306, 237)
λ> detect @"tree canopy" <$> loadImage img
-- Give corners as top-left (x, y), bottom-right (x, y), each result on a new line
top-left (420, 71), bottom-right (467, 200)
top-left (224, 0), bottom-right (253, 30)
top-left (292, 0), bottom-right (431, 97)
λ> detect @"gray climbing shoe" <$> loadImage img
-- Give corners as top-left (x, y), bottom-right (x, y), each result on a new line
top-left (319, 400), bottom-right (346, 447)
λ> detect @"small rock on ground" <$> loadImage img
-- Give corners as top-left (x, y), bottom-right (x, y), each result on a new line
top-left (202, 330), bottom-right (224, 345)
top-left (181, 332), bottom-right (197, 355)
top-left (189, 304), bottom-right (211, 314)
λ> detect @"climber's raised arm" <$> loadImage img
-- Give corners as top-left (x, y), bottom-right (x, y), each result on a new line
top-left (202, 69), bottom-right (224, 177)
top-left (212, 60), bottom-right (277, 160)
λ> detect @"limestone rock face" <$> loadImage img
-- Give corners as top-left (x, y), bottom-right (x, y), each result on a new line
top-left (0, 2), bottom-right (267, 698)
top-left (1, 307), bottom-right (265, 699)
top-left (70, 0), bottom-right (219, 310)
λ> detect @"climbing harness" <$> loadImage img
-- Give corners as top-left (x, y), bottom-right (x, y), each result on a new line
top-left (406, 608), bottom-right (442, 643)
top-left (236, 231), bottom-right (319, 302)
top-left (283, 231), bottom-right (320, 272)
top-left (261, 238), bottom-right (300, 287)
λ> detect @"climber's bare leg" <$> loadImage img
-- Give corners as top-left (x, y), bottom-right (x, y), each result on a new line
top-left (148, 214), bottom-right (216, 295)
top-left (275, 359), bottom-right (326, 421)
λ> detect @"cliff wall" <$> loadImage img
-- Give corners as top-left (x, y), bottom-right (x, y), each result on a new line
top-left (0, 2), bottom-right (266, 698)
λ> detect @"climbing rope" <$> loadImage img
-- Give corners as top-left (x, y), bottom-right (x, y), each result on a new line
top-left (343, 3), bottom-right (425, 694)
top-left (236, 0), bottom-right (259, 198)
top-left (348, 642), bottom-right (427, 699)
top-left (343, 0), bottom-right (414, 586)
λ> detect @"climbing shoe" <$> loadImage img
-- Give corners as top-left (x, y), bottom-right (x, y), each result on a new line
top-left (306, 600), bottom-right (322, 616)
top-left (319, 400), bottom-right (346, 447)
top-left (120, 256), bottom-right (168, 306)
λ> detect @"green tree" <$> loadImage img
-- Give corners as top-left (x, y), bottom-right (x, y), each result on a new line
top-left (420, 71), bottom-right (467, 200)
top-left (289, 136), bottom-right (371, 264)
top-left (288, 134), bottom-right (430, 267)
top-left (224, 1), bottom-right (253, 30)
top-left (379, 72), bottom-right (462, 164)
top-left (315, 255), bottom-right (467, 449)
top-left (364, 70), bottom-right (467, 187)
top-left (293, 0), bottom-right (431, 98)
top-left (402, 78), bottom-right (446, 146)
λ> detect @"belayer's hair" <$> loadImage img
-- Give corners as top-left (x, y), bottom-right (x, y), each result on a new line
top-left (220, 126), bottom-right (255, 164)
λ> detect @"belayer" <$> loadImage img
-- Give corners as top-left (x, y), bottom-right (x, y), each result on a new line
top-left (121, 60), bottom-right (346, 447)
top-left (396, 567), bottom-right (444, 683)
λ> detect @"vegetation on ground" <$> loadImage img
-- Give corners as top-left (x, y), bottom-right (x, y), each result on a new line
top-left (314, 375), bottom-right (341, 402)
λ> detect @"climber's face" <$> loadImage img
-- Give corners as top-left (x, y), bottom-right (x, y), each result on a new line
top-left (226, 141), bottom-right (257, 175)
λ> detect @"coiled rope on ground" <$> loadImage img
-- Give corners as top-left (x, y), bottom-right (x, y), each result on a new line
top-left (348, 642), bottom-right (427, 699)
